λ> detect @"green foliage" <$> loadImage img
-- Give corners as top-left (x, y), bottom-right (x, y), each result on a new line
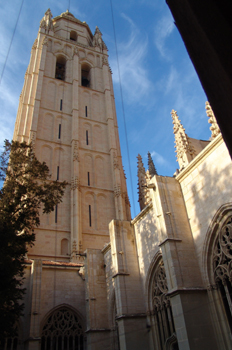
top-left (0, 140), bottom-right (67, 343)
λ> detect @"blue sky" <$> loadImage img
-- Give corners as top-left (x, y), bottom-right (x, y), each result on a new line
top-left (0, 0), bottom-right (210, 217)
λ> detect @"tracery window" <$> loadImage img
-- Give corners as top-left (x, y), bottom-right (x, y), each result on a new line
top-left (41, 308), bottom-right (84, 350)
top-left (151, 259), bottom-right (178, 350)
top-left (3, 331), bottom-right (19, 350)
top-left (212, 216), bottom-right (232, 331)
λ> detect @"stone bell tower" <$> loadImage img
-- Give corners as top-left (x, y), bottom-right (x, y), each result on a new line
top-left (13, 9), bottom-right (131, 262)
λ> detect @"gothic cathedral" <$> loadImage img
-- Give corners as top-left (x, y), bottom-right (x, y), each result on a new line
top-left (9, 9), bottom-right (232, 350)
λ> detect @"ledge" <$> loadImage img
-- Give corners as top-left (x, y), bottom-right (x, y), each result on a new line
top-left (116, 313), bottom-right (147, 320)
top-left (159, 238), bottom-right (182, 247)
top-left (112, 272), bottom-right (130, 278)
top-left (131, 202), bottom-right (153, 225)
top-left (85, 328), bottom-right (111, 333)
top-left (167, 287), bottom-right (206, 297)
top-left (101, 242), bottom-right (111, 254)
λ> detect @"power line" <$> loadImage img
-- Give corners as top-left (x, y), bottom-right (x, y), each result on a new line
top-left (0, 0), bottom-right (25, 85)
top-left (109, 0), bottom-right (136, 219)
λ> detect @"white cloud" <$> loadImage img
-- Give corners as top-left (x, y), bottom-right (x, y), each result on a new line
top-left (110, 13), bottom-right (153, 105)
top-left (154, 13), bottom-right (174, 60)
top-left (150, 151), bottom-right (168, 166)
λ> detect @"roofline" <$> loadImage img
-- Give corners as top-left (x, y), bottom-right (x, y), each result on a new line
top-left (53, 12), bottom-right (93, 37)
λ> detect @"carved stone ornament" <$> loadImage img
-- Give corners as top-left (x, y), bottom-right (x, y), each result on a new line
top-left (171, 109), bottom-right (196, 167)
top-left (123, 166), bottom-right (127, 179)
top-left (40, 8), bottom-right (54, 33)
top-left (73, 46), bottom-right (79, 57)
top-left (205, 101), bottom-right (220, 139)
top-left (207, 284), bottom-right (218, 291)
top-left (78, 266), bottom-right (85, 280)
top-left (73, 142), bottom-right (79, 162)
top-left (32, 39), bottom-right (38, 50)
top-left (113, 152), bottom-right (119, 169)
top-left (71, 176), bottom-right (80, 191)
top-left (42, 37), bottom-right (48, 46)
top-left (114, 184), bottom-right (121, 197)
top-left (137, 154), bottom-right (151, 211)
top-left (102, 56), bottom-right (109, 66)
top-left (93, 26), bottom-right (107, 52)
top-left (30, 131), bottom-right (36, 151)
top-left (124, 193), bottom-right (130, 206)
top-left (72, 240), bottom-right (77, 252)
top-left (213, 216), bottom-right (232, 285)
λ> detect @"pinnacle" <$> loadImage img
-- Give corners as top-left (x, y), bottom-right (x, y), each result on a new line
top-left (148, 152), bottom-right (158, 176)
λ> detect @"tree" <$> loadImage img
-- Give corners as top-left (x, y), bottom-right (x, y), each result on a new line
top-left (0, 140), bottom-right (67, 343)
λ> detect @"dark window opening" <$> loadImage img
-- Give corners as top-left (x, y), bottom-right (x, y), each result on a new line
top-left (55, 56), bottom-right (66, 81)
top-left (85, 106), bottom-right (88, 117)
top-left (55, 205), bottom-right (58, 223)
top-left (86, 130), bottom-right (89, 145)
top-left (58, 124), bottom-right (61, 139)
top-left (81, 64), bottom-right (91, 88)
top-left (57, 166), bottom-right (59, 180)
top-left (70, 31), bottom-right (77, 41)
top-left (89, 205), bottom-right (91, 227)
top-left (88, 172), bottom-right (90, 186)
top-left (82, 70), bottom-right (90, 87)
top-left (60, 99), bottom-right (63, 111)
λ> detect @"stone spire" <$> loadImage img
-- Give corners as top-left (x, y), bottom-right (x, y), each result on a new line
top-left (137, 154), bottom-right (151, 211)
top-left (148, 152), bottom-right (158, 177)
top-left (172, 109), bottom-right (196, 170)
top-left (205, 101), bottom-right (220, 139)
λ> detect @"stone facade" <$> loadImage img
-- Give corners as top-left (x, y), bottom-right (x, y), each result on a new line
top-left (10, 9), bottom-right (232, 350)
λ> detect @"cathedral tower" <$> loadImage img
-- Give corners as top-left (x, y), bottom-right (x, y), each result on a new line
top-left (14, 9), bottom-right (131, 262)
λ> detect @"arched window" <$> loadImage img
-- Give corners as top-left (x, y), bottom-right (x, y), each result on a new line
top-left (150, 259), bottom-right (178, 350)
top-left (55, 56), bottom-right (66, 81)
top-left (70, 31), bottom-right (77, 41)
top-left (41, 307), bottom-right (84, 350)
top-left (81, 63), bottom-right (91, 88)
top-left (3, 325), bottom-right (20, 350)
top-left (61, 239), bottom-right (69, 255)
top-left (212, 215), bottom-right (232, 331)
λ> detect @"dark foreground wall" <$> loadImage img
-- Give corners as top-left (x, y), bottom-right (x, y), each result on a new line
top-left (166, 0), bottom-right (232, 158)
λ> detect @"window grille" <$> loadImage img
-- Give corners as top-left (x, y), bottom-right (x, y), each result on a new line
top-left (213, 216), bottom-right (232, 331)
top-left (3, 335), bottom-right (19, 350)
top-left (3, 325), bottom-right (19, 350)
top-left (41, 308), bottom-right (84, 350)
top-left (152, 259), bottom-right (178, 350)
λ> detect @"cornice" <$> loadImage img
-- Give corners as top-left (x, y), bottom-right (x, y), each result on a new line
top-left (176, 134), bottom-right (224, 182)
top-left (131, 202), bottom-right (153, 225)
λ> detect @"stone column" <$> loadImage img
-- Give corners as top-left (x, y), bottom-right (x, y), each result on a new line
top-left (85, 249), bottom-right (111, 350)
top-left (71, 49), bottom-right (82, 261)
top-left (109, 220), bottom-right (149, 350)
top-left (27, 259), bottom-right (42, 350)
top-left (102, 59), bottom-right (125, 220)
